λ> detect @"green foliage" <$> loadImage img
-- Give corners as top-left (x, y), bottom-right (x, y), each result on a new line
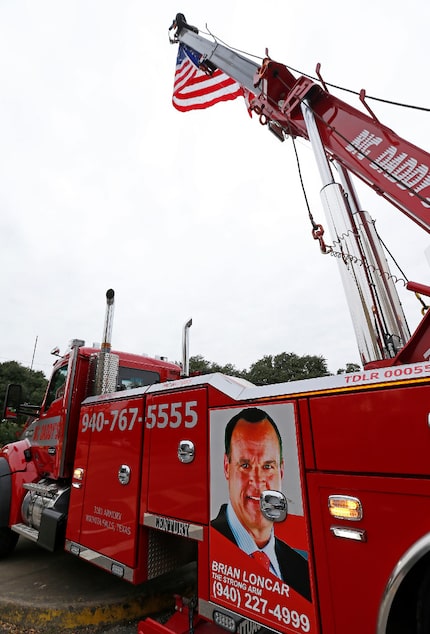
top-left (190, 351), bottom-right (344, 386)
top-left (0, 361), bottom-right (48, 445)
top-left (0, 421), bottom-right (23, 446)
top-left (246, 352), bottom-right (331, 385)
top-left (336, 362), bottom-right (361, 374)
top-left (189, 355), bottom-right (212, 375)
top-left (189, 355), bottom-right (246, 378)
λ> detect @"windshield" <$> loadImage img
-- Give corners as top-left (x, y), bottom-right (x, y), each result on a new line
top-left (44, 365), bottom-right (68, 410)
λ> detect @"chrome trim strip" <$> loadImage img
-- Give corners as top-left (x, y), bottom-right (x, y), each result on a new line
top-left (377, 532), bottom-right (430, 633)
top-left (61, 345), bottom-right (80, 476)
top-left (64, 539), bottom-right (134, 582)
top-left (143, 512), bottom-right (204, 541)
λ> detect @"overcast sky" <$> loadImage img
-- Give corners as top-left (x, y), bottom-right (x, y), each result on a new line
top-left (1, 0), bottom-right (429, 378)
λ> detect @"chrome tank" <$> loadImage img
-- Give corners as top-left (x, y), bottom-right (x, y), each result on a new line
top-left (21, 480), bottom-right (70, 529)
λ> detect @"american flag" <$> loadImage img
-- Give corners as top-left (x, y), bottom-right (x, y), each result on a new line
top-left (172, 43), bottom-right (244, 112)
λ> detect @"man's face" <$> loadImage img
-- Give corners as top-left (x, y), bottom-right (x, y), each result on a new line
top-left (224, 418), bottom-right (284, 543)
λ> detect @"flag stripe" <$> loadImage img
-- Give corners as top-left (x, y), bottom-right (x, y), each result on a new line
top-left (176, 73), bottom-right (240, 96)
top-left (176, 77), bottom-right (241, 100)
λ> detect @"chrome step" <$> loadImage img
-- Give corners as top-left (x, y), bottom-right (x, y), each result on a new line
top-left (23, 481), bottom-right (58, 496)
top-left (11, 523), bottom-right (39, 542)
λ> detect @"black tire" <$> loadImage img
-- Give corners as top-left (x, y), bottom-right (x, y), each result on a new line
top-left (0, 526), bottom-right (19, 558)
top-left (417, 566), bottom-right (430, 634)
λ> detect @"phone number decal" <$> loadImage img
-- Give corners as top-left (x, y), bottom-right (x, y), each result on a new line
top-left (81, 407), bottom-right (140, 433)
top-left (81, 400), bottom-right (200, 433)
top-left (212, 580), bottom-right (310, 632)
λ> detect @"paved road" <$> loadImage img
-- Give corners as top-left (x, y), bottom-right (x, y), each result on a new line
top-left (0, 538), bottom-right (195, 633)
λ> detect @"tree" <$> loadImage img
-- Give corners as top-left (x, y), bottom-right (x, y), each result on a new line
top-left (189, 355), bottom-right (245, 378)
top-left (189, 355), bottom-right (212, 375)
top-left (246, 352), bottom-right (331, 385)
top-left (0, 361), bottom-right (48, 445)
top-left (336, 362), bottom-right (361, 374)
top-left (189, 352), bottom-right (331, 386)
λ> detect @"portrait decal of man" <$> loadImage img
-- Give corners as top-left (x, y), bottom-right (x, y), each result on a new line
top-left (211, 406), bottom-right (311, 602)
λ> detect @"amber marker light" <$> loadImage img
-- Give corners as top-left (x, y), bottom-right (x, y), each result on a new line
top-left (328, 495), bottom-right (363, 521)
top-left (72, 467), bottom-right (85, 489)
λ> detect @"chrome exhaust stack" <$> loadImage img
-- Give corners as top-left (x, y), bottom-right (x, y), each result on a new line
top-left (182, 318), bottom-right (192, 377)
top-left (95, 289), bottom-right (119, 394)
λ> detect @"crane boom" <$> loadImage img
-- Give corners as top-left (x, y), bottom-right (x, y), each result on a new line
top-left (169, 14), bottom-right (430, 368)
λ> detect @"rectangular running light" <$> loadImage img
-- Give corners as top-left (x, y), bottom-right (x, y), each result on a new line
top-left (213, 611), bottom-right (236, 632)
top-left (328, 495), bottom-right (363, 521)
top-left (330, 526), bottom-right (366, 542)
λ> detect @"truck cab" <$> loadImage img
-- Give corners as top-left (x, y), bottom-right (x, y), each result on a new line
top-left (0, 337), bottom-right (181, 557)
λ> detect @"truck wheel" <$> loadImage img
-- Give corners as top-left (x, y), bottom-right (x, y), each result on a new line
top-left (0, 527), bottom-right (19, 558)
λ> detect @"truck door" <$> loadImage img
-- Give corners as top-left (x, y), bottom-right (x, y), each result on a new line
top-left (207, 401), bottom-right (318, 634)
top-left (145, 388), bottom-right (208, 525)
top-left (66, 393), bottom-right (145, 572)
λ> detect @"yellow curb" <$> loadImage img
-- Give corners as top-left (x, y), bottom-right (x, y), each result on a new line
top-left (0, 594), bottom-right (173, 632)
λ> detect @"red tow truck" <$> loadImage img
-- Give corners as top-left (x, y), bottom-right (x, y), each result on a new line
top-left (2, 13), bottom-right (430, 634)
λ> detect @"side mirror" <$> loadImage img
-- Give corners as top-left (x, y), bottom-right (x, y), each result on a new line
top-left (2, 384), bottom-right (23, 421)
top-left (260, 490), bottom-right (288, 522)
